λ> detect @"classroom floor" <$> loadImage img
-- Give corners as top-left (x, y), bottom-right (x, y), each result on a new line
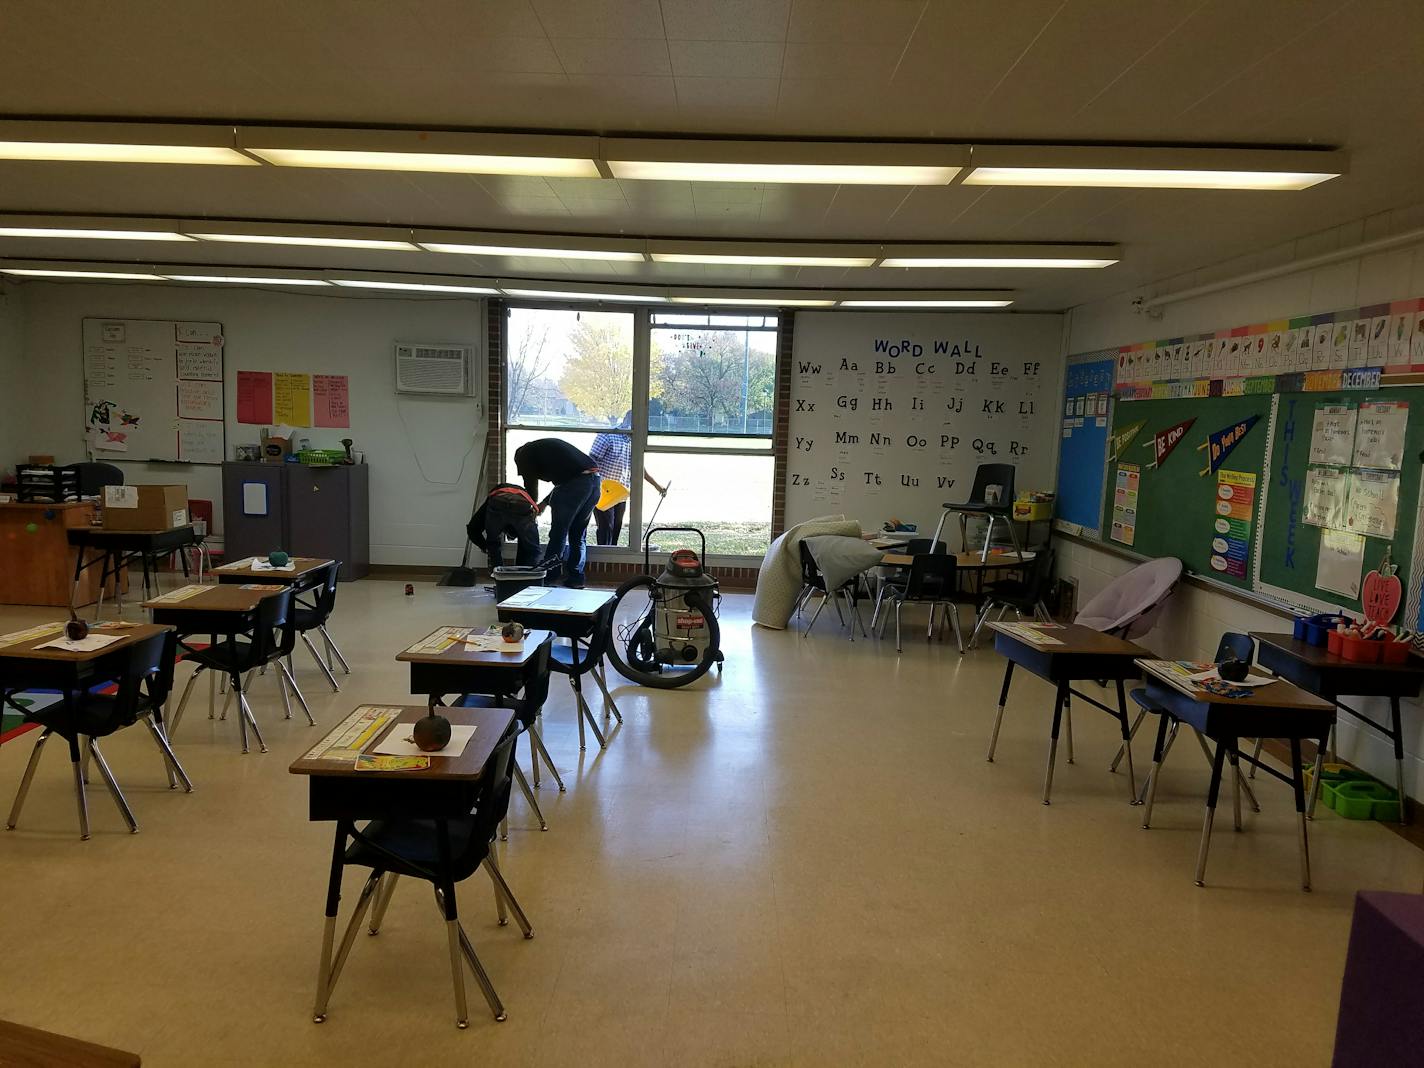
top-left (1, 579), bottom-right (1420, 1067)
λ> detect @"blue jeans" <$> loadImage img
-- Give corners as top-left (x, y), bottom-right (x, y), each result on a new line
top-left (545, 472), bottom-right (600, 583)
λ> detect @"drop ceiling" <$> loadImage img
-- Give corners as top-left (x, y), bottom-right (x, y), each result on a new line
top-left (0, 0), bottom-right (1420, 310)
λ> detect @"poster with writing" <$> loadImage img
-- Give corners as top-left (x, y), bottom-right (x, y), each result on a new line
top-left (312, 374), bottom-right (350, 428)
top-left (273, 372), bottom-right (312, 427)
top-left (1346, 470), bottom-right (1399, 538)
top-left (1308, 406), bottom-right (1356, 466)
top-left (1316, 530), bottom-right (1366, 598)
top-left (175, 343), bottom-right (222, 381)
top-left (178, 419), bottom-right (224, 464)
top-left (177, 379), bottom-right (222, 420)
top-left (1352, 401), bottom-right (1408, 470)
top-left (1110, 464), bottom-right (1139, 546)
top-left (1303, 467), bottom-right (1349, 528)
top-left (1209, 470), bottom-right (1255, 577)
top-left (236, 370), bottom-right (274, 425)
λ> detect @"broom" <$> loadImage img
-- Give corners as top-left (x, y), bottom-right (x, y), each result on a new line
top-left (437, 450), bottom-right (487, 587)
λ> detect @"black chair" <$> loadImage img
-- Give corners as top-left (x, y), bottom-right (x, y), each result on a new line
top-left (969, 548), bottom-right (1056, 648)
top-left (458, 635), bottom-right (560, 832)
top-left (168, 588), bottom-right (305, 753)
top-left (67, 461), bottom-right (124, 497)
top-left (292, 562), bottom-right (344, 692)
top-left (319, 722), bottom-right (532, 1027)
top-left (1138, 632), bottom-right (1261, 829)
top-left (935, 463), bottom-right (1023, 562)
top-left (869, 538), bottom-right (946, 630)
top-left (550, 602), bottom-right (623, 751)
top-left (6, 630), bottom-right (191, 840)
top-left (794, 541), bottom-right (867, 639)
top-left (877, 554), bottom-right (966, 653)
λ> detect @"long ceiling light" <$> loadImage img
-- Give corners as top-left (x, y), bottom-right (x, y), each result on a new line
top-left (249, 147), bottom-right (600, 177)
top-left (331, 279), bottom-right (497, 294)
top-left (604, 138), bottom-right (965, 185)
top-left (502, 288), bottom-right (666, 303)
top-left (671, 296), bottom-right (837, 307)
top-left (881, 255), bottom-right (1116, 269)
top-left (422, 241), bottom-right (644, 262)
top-left (2, 267), bottom-right (167, 280)
top-left (0, 227), bottom-right (194, 242)
top-left (963, 145), bottom-right (1346, 190)
top-left (242, 129), bottom-right (601, 178)
top-left (0, 142), bottom-right (253, 166)
top-left (167, 274), bottom-right (330, 286)
top-left (839, 298), bottom-right (1014, 308)
top-left (191, 232), bottom-right (417, 251)
top-left (652, 252), bottom-right (875, 268)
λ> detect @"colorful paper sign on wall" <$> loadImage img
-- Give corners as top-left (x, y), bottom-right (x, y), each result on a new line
top-left (273, 373), bottom-right (312, 427)
top-left (1108, 420), bottom-right (1145, 461)
top-left (1209, 470), bottom-right (1255, 577)
top-left (1197, 415), bottom-right (1260, 475)
top-left (312, 374), bottom-right (350, 428)
top-left (1110, 464), bottom-right (1139, 546)
top-left (236, 371), bottom-right (274, 425)
top-left (1145, 418), bottom-right (1195, 469)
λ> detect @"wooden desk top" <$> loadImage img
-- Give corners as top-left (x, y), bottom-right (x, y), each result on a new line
top-left (213, 556), bottom-right (333, 581)
top-left (881, 551), bottom-right (1032, 569)
top-left (0, 500), bottom-right (94, 512)
top-left (76, 524), bottom-right (195, 539)
top-left (989, 621), bottom-right (1147, 657)
top-left (497, 587), bottom-right (614, 616)
top-left (1251, 632), bottom-right (1424, 675)
top-left (0, 1018), bottom-right (141, 1068)
top-left (143, 584), bottom-right (285, 613)
top-left (289, 704), bottom-right (514, 780)
top-left (0, 621), bottom-right (168, 662)
top-left (1137, 658), bottom-right (1335, 711)
top-left (397, 627), bottom-right (553, 666)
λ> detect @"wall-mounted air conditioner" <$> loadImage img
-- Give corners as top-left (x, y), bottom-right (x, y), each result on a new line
top-left (395, 342), bottom-right (473, 396)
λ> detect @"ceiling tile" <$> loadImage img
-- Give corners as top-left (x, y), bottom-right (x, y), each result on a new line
top-left (660, 0), bottom-right (791, 41)
top-left (668, 39), bottom-right (785, 78)
top-left (780, 39), bottom-right (906, 81)
top-left (551, 36), bottom-right (673, 75)
top-left (529, 0), bottom-right (665, 39)
top-left (785, 0), bottom-right (927, 43)
top-left (674, 76), bottom-right (781, 116)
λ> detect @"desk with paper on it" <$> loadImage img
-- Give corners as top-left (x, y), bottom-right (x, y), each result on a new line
top-left (991, 622), bottom-right (1065, 646)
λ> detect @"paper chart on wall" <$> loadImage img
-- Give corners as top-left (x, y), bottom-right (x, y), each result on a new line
top-left (1209, 470), bottom-right (1255, 578)
top-left (1308, 406), bottom-right (1356, 466)
top-left (1345, 470), bottom-right (1400, 538)
top-left (273, 372), bottom-right (311, 427)
top-left (1351, 401), bottom-right (1409, 470)
top-left (1303, 467), bottom-right (1349, 528)
top-left (1110, 464), bottom-right (1139, 546)
top-left (176, 343), bottom-right (222, 381)
top-left (177, 379), bottom-right (222, 420)
top-left (178, 419), bottom-right (224, 464)
top-left (1316, 530), bottom-right (1366, 598)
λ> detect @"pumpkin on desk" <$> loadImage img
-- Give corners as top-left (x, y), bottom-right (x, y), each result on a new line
top-left (412, 711), bottom-right (452, 752)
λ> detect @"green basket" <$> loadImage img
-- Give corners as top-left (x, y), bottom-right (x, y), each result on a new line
top-left (1328, 779), bottom-right (1401, 821)
top-left (297, 449), bottom-right (346, 465)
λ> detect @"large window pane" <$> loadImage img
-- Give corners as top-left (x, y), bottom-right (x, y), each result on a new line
top-left (639, 452), bottom-right (773, 555)
top-left (507, 307), bottom-right (633, 430)
top-left (650, 315), bottom-right (776, 437)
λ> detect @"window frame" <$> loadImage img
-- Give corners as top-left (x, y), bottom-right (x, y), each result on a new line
top-left (501, 300), bottom-right (780, 564)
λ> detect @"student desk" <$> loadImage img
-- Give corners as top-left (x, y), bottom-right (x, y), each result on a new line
top-left (1137, 658), bottom-right (1334, 890)
top-left (289, 703), bottom-right (517, 1025)
top-left (0, 621), bottom-right (170, 839)
top-left (1251, 631), bottom-right (1423, 823)
top-left (69, 524), bottom-right (197, 616)
top-left (0, 1019), bottom-right (141, 1068)
top-left (497, 587), bottom-right (618, 751)
top-left (985, 622), bottom-right (1147, 805)
top-left (397, 627), bottom-right (554, 709)
top-left (213, 555), bottom-right (334, 585)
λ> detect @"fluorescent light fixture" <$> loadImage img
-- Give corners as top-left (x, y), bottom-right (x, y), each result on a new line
top-left (421, 241), bottom-right (643, 262)
top-left (2, 268), bottom-right (166, 280)
top-left (331, 279), bottom-right (497, 294)
top-left (502, 288), bottom-right (666, 303)
top-left (249, 147), bottom-right (599, 177)
top-left (192, 232), bottom-right (417, 251)
top-left (604, 138), bottom-right (966, 186)
top-left (838, 299), bottom-right (1014, 308)
top-left (652, 252), bottom-right (875, 267)
top-left (0, 227), bottom-right (194, 242)
top-left (0, 141), bottom-right (254, 166)
top-left (881, 256), bottom-right (1116, 269)
top-left (962, 145), bottom-right (1346, 190)
top-left (670, 296), bottom-right (835, 307)
top-left (167, 275), bottom-right (331, 286)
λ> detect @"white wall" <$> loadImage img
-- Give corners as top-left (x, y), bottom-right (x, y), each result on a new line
top-left (1060, 215), bottom-right (1424, 799)
top-left (8, 281), bottom-right (486, 566)
top-left (0, 282), bottom-right (24, 479)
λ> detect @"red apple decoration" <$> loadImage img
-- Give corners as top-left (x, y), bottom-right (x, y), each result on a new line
top-left (1363, 567), bottom-right (1403, 625)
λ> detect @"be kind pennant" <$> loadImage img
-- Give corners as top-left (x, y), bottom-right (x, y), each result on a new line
top-left (1145, 418), bottom-right (1195, 469)
top-left (1198, 415), bottom-right (1260, 475)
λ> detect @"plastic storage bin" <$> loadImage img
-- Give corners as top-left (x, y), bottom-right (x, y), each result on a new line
top-left (1329, 780), bottom-right (1400, 821)
top-left (1338, 634), bottom-right (1383, 663)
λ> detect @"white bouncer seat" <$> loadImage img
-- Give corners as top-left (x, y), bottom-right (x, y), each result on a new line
top-left (1074, 556), bottom-right (1183, 640)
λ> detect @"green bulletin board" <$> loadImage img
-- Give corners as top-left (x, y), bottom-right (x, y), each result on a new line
top-left (1258, 389), bottom-right (1424, 612)
top-left (1102, 393), bottom-right (1273, 590)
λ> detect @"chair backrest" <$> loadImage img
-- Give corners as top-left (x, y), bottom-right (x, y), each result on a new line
top-left (294, 561), bottom-right (341, 627)
top-left (253, 588), bottom-right (295, 660)
top-left (1215, 632), bottom-right (1255, 665)
top-left (67, 461), bottom-right (124, 497)
top-left (798, 540), bottom-right (827, 591)
top-left (586, 600), bottom-right (616, 663)
top-left (970, 463), bottom-right (1016, 507)
top-left (904, 553), bottom-right (957, 600)
top-left (109, 630), bottom-right (178, 723)
top-left (1024, 548), bottom-right (1056, 599)
top-left (905, 538), bottom-right (947, 555)
top-left (512, 637), bottom-right (554, 727)
top-left (459, 722), bottom-right (521, 866)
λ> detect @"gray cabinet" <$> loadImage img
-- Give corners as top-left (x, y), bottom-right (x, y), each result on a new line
top-left (221, 462), bottom-right (369, 580)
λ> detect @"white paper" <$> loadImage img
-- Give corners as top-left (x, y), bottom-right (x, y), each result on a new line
top-left (104, 485), bottom-right (139, 509)
top-left (499, 588), bottom-right (549, 608)
top-left (1303, 467), bottom-right (1349, 528)
top-left (1348, 319), bottom-right (1371, 366)
top-left (177, 379), bottom-right (222, 420)
top-left (1316, 530), bottom-right (1366, 597)
top-left (215, 556), bottom-right (258, 571)
top-left (36, 633), bottom-right (122, 652)
top-left (251, 559), bottom-right (296, 572)
top-left (373, 723), bottom-right (477, 759)
top-left (1330, 322), bottom-right (1351, 369)
top-left (178, 419), bottom-right (224, 464)
top-left (1352, 401), bottom-right (1409, 470)
top-left (242, 482), bottom-right (268, 516)
top-left (1345, 470), bottom-right (1400, 538)
top-left (1184, 668), bottom-right (1276, 687)
top-left (1308, 406), bottom-right (1357, 466)
top-left (1367, 315), bottom-right (1390, 366)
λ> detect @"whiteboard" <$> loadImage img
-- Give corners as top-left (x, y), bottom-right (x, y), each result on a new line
top-left (785, 312), bottom-right (1064, 531)
top-left (82, 318), bottom-right (226, 464)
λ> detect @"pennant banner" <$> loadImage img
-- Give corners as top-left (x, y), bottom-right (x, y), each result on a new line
top-left (1198, 414), bottom-right (1260, 475)
top-left (1145, 417), bottom-right (1196, 468)
top-left (1109, 419), bottom-right (1146, 461)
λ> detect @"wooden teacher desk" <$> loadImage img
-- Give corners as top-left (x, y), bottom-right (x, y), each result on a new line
top-left (1251, 631), bottom-right (1423, 823)
top-left (0, 501), bottom-right (111, 607)
top-left (985, 621), bottom-right (1148, 806)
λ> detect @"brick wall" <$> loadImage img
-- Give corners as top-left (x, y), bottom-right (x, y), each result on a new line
top-left (486, 299), bottom-right (505, 487)
top-left (771, 311), bottom-right (794, 538)
top-left (580, 558), bottom-right (761, 590)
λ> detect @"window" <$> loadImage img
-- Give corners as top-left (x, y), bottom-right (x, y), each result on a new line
top-left (501, 305), bottom-right (778, 557)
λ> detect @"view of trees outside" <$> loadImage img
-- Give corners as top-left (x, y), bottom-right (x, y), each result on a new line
top-left (504, 307), bottom-right (776, 554)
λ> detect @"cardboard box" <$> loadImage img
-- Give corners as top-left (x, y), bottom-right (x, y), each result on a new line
top-left (103, 484), bottom-right (189, 531)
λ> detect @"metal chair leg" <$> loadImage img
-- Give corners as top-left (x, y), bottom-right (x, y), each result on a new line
top-left (1248, 736), bottom-right (1263, 779)
top-left (320, 626), bottom-right (351, 674)
top-left (144, 716), bottom-right (192, 792)
top-left (484, 854), bottom-right (534, 938)
top-left (529, 723), bottom-right (565, 792)
top-left (6, 728), bottom-right (51, 830)
top-left (87, 739), bottom-right (138, 834)
top-left (803, 593), bottom-right (828, 636)
top-left (368, 873), bottom-right (400, 935)
top-left (969, 601), bottom-right (993, 649)
top-left (276, 662), bottom-right (296, 720)
top-left (70, 742), bottom-right (91, 840)
top-left (590, 662), bottom-right (623, 724)
top-left (1064, 694), bottom-right (1074, 765)
top-left (987, 661), bottom-right (1013, 762)
top-left (279, 660), bottom-right (317, 726)
top-left (1110, 711), bottom-right (1146, 772)
top-left (1295, 735), bottom-right (1316, 891)
top-left (947, 602), bottom-right (965, 655)
top-left (168, 667), bottom-right (200, 738)
top-left (514, 763), bottom-right (547, 831)
top-left (894, 601), bottom-right (903, 654)
top-left (1142, 714), bottom-right (1172, 830)
top-left (1229, 744), bottom-right (1243, 831)
top-left (456, 920), bottom-right (506, 1023)
top-left (302, 632), bottom-right (342, 693)
top-left (313, 869), bottom-right (382, 1023)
